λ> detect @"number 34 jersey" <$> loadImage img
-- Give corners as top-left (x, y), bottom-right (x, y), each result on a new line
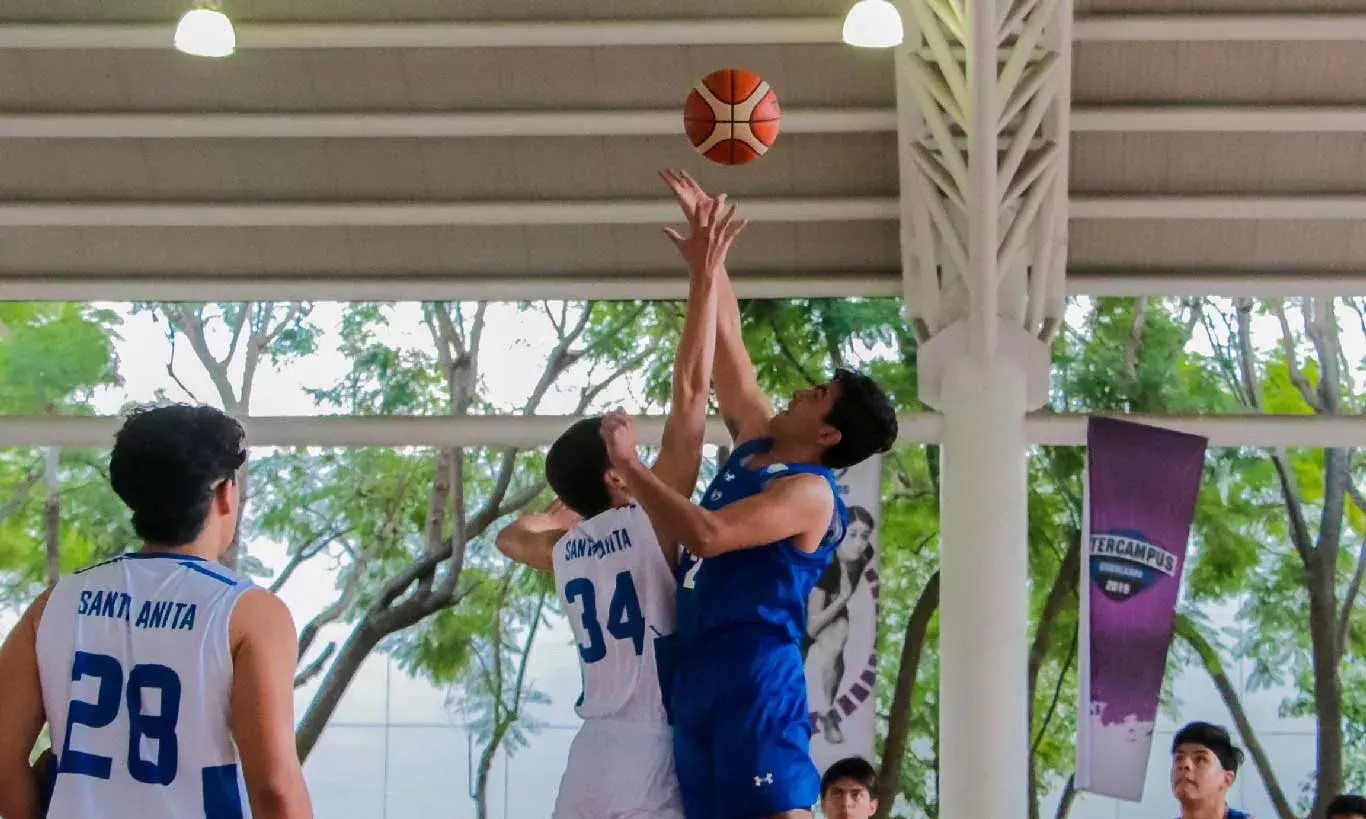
top-left (37, 552), bottom-right (255, 819)
top-left (552, 503), bottom-right (677, 724)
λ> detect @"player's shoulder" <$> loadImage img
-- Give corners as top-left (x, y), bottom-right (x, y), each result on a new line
top-left (227, 586), bottom-right (296, 651)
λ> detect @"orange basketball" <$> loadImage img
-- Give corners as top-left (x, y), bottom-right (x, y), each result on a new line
top-left (683, 68), bottom-right (781, 166)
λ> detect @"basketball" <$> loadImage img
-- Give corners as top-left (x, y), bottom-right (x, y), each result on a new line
top-left (684, 68), bottom-right (781, 166)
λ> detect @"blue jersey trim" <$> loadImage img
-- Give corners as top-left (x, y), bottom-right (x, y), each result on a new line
top-left (126, 551), bottom-right (207, 562)
top-left (73, 555), bottom-right (126, 575)
top-left (180, 561), bottom-right (238, 586)
top-left (202, 764), bottom-right (245, 819)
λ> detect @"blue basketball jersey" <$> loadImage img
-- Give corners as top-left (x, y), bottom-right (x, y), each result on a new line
top-left (674, 438), bottom-right (848, 649)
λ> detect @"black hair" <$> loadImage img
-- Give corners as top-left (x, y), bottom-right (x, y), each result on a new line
top-left (1328, 794), bottom-right (1366, 818)
top-left (544, 417), bottom-right (613, 519)
top-left (109, 404), bottom-right (246, 547)
top-left (847, 505), bottom-right (875, 529)
top-left (820, 756), bottom-right (878, 798)
top-left (1171, 721), bottom-right (1244, 774)
top-left (821, 368), bottom-right (898, 469)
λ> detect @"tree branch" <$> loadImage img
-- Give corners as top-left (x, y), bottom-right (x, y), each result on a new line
top-left (268, 525), bottom-right (350, 594)
top-left (1272, 299), bottom-right (1320, 412)
top-left (1338, 479), bottom-right (1366, 662)
top-left (874, 571), bottom-right (940, 819)
top-left (0, 469), bottom-right (42, 524)
top-left (293, 642), bottom-right (336, 689)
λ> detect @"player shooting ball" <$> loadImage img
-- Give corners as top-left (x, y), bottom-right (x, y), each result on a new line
top-left (598, 170), bottom-right (898, 819)
top-left (495, 184), bottom-right (746, 819)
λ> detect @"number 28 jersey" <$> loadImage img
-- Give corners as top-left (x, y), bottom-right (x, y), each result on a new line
top-left (552, 503), bottom-right (677, 723)
top-left (36, 552), bottom-right (254, 819)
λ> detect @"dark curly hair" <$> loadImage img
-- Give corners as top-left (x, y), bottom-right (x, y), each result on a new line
top-left (109, 404), bottom-right (246, 547)
top-left (1172, 721), bottom-right (1244, 773)
top-left (544, 417), bottom-right (613, 519)
top-left (1328, 794), bottom-right (1366, 818)
top-left (820, 755), bottom-right (878, 798)
top-left (821, 368), bottom-right (898, 469)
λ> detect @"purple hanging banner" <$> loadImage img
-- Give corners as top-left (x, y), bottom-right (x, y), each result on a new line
top-left (1076, 417), bottom-right (1207, 801)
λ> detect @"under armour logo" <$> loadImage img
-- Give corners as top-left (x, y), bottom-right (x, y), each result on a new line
top-left (754, 773), bottom-right (774, 787)
top-left (723, 471), bottom-right (735, 481)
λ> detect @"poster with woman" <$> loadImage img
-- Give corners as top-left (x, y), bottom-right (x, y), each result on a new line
top-left (803, 455), bottom-right (883, 774)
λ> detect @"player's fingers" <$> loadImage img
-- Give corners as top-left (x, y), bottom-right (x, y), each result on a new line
top-left (724, 218), bottom-right (749, 242)
top-left (662, 226), bottom-right (685, 247)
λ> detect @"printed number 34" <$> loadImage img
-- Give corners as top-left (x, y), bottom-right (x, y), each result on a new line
top-left (565, 571), bottom-right (645, 664)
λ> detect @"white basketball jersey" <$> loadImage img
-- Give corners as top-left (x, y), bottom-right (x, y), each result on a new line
top-left (552, 503), bottom-right (676, 723)
top-left (36, 551), bottom-right (254, 819)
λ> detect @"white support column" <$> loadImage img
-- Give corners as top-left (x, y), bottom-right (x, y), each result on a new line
top-left (921, 324), bottom-right (1039, 818)
top-left (895, 0), bottom-right (1071, 811)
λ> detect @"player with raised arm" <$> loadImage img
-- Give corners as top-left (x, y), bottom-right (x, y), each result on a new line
top-left (495, 189), bottom-right (745, 819)
top-left (597, 170), bottom-right (900, 819)
top-left (0, 404), bottom-right (312, 819)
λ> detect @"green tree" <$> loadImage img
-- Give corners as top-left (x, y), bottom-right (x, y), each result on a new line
top-left (1187, 296), bottom-right (1366, 817)
top-left (0, 302), bottom-right (125, 602)
top-left (136, 302), bottom-right (320, 571)
top-left (248, 300), bottom-right (646, 759)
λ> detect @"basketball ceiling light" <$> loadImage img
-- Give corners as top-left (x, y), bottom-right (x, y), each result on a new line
top-left (174, 1), bottom-right (235, 57)
top-left (842, 0), bottom-right (904, 48)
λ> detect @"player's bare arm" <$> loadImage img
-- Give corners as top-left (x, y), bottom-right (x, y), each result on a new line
top-left (648, 181), bottom-right (747, 562)
top-left (662, 170), bottom-right (774, 445)
top-left (495, 500), bottom-right (582, 572)
top-left (0, 591), bottom-right (50, 819)
top-left (602, 410), bottom-right (834, 558)
top-left (228, 589), bottom-right (313, 819)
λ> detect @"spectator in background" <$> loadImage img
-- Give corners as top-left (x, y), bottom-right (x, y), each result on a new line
top-left (1329, 794), bottom-right (1366, 819)
top-left (1170, 721), bottom-right (1253, 819)
top-left (819, 757), bottom-right (878, 819)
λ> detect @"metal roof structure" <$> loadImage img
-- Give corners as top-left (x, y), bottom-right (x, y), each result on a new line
top-left (1, 1), bottom-right (1365, 303)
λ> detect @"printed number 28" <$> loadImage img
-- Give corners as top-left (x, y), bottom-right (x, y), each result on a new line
top-left (565, 571), bottom-right (645, 664)
top-left (60, 651), bottom-right (182, 786)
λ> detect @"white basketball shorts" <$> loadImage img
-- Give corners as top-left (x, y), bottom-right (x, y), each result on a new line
top-left (553, 717), bottom-right (685, 819)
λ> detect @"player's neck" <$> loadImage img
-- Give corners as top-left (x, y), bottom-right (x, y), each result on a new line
top-left (763, 438), bottom-right (822, 466)
top-left (136, 539), bottom-right (222, 563)
top-left (1180, 799), bottom-right (1231, 819)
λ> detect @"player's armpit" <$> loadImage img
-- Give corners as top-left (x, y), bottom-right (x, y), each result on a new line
top-left (0, 591), bottom-right (49, 819)
top-left (229, 589), bottom-right (313, 819)
top-left (688, 472), bottom-right (835, 558)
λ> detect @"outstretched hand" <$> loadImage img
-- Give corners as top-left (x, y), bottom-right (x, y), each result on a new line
top-left (663, 194), bottom-right (748, 276)
top-left (660, 168), bottom-right (714, 218)
top-left (600, 409), bottom-right (640, 469)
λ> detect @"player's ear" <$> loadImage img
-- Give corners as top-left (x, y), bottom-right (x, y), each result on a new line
top-left (212, 477), bottom-right (236, 515)
top-left (815, 423), bottom-right (842, 450)
top-left (604, 469), bottom-right (629, 497)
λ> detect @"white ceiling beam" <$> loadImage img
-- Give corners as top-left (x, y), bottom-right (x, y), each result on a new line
top-left (3, 269), bottom-right (1363, 303)
top-left (0, 273), bottom-right (905, 302)
top-left (0, 199), bottom-right (898, 227)
top-left (0, 19), bottom-right (840, 50)
top-left (1071, 196), bottom-right (1366, 220)
top-left (1070, 106), bottom-right (1366, 133)
top-left (1072, 14), bottom-right (1366, 41)
top-left (3, 14), bottom-right (1365, 50)
top-left (7, 106), bottom-right (1365, 139)
top-left (0, 109), bottom-right (898, 139)
top-left (3, 412), bottom-right (1364, 449)
top-left (1, 195), bottom-right (1363, 227)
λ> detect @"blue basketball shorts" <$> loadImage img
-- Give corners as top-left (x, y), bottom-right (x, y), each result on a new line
top-left (671, 640), bottom-right (818, 819)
